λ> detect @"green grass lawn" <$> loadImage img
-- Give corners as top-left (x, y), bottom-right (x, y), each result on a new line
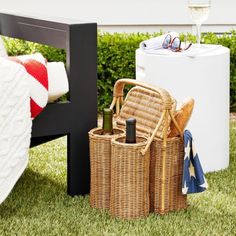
top-left (0, 122), bottom-right (235, 236)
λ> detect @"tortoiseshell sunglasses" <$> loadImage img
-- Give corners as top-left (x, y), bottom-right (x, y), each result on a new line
top-left (162, 34), bottom-right (192, 52)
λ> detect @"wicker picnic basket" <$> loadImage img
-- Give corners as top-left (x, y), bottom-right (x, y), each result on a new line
top-left (110, 135), bottom-right (150, 219)
top-left (89, 127), bottom-right (124, 209)
top-left (110, 78), bottom-right (187, 215)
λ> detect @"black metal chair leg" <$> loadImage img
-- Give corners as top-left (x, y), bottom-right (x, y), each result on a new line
top-left (67, 132), bottom-right (90, 196)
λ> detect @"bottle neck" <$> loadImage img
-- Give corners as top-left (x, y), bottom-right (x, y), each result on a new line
top-left (102, 109), bottom-right (113, 135)
top-left (126, 118), bottom-right (136, 143)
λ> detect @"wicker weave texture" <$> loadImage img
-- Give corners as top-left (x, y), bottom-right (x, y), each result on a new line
top-left (116, 86), bottom-right (176, 139)
top-left (110, 136), bottom-right (150, 219)
top-left (150, 137), bottom-right (184, 178)
top-left (149, 137), bottom-right (187, 214)
top-left (89, 127), bottom-right (124, 209)
top-left (150, 175), bottom-right (187, 214)
top-left (107, 79), bottom-right (188, 216)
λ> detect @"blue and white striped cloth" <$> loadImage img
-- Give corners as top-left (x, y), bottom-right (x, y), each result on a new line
top-left (182, 130), bottom-right (208, 194)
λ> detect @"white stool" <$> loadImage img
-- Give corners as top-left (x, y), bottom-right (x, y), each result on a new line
top-left (136, 45), bottom-right (230, 172)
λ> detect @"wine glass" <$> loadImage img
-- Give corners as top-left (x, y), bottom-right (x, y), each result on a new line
top-left (188, 0), bottom-right (211, 47)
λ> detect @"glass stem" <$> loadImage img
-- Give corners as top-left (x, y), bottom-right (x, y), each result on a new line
top-left (196, 24), bottom-right (201, 45)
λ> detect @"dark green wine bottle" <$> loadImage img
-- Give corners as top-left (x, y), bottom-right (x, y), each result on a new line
top-left (102, 108), bottom-right (113, 135)
top-left (126, 118), bottom-right (136, 143)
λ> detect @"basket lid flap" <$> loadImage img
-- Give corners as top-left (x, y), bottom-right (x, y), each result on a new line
top-left (116, 86), bottom-right (176, 139)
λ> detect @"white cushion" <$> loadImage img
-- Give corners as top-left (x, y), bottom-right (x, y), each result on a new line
top-left (0, 58), bottom-right (32, 204)
top-left (0, 36), bottom-right (8, 57)
top-left (47, 62), bottom-right (69, 102)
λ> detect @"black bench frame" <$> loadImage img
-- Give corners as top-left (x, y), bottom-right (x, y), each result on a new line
top-left (0, 12), bottom-right (97, 196)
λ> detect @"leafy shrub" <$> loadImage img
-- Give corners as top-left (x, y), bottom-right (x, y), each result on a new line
top-left (97, 32), bottom-right (161, 110)
top-left (3, 31), bottom-right (236, 111)
top-left (4, 38), bottom-right (66, 62)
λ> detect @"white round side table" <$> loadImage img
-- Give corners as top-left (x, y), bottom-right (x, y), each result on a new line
top-left (136, 45), bottom-right (230, 172)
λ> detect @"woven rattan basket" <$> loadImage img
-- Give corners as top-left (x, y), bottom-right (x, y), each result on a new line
top-left (110, 135), bottom-right (150, 219)
top-left (149, 138), bottom-right (187, 214)
top-left (89, 127), bottom-right (124, 209)
top-left (110, 78), bottom-right (188, 215)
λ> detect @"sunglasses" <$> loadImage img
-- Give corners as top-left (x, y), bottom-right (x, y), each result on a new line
top-left (162, 34), bottom-right (192, 52)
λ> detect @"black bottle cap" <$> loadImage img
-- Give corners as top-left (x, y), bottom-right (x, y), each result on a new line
top-left (126, 118), bottom-right (136, 125)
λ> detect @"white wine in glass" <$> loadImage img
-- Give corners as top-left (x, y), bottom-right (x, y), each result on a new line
top-left (188, 0), bottom-right (211, 46)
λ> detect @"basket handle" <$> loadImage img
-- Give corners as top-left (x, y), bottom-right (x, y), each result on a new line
top-left (110, 78), bottom-right (183, 155)
top-left (110, 78), bottom-right (173, 112)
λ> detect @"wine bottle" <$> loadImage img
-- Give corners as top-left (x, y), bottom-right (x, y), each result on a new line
top-left (126, 118), bottom-right (136, 143)
top-left (102, 108), bottom-right (113, 135)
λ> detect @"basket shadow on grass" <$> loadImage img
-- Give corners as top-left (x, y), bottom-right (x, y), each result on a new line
top-left (1, 145), bottom-right (234, 219)
top-left (0, 168), bottom-right (235, 235)
top-left (0, 123), bottom-right (235, 235)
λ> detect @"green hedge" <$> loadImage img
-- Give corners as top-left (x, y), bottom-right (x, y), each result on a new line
top-left (3, 31), bottom-right (236, 112)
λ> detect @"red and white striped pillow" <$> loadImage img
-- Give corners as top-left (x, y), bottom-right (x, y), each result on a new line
top-left (8, 53), bottom-right (48, 119)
